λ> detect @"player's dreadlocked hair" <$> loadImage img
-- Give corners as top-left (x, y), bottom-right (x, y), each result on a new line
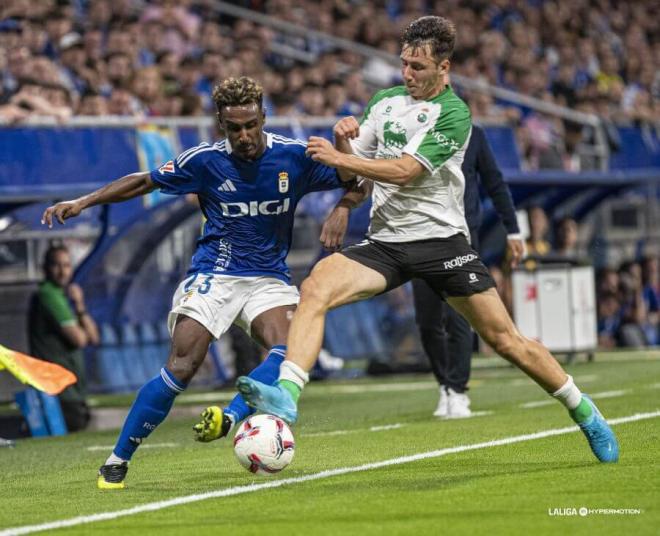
top-left (401, 16), bottom-right (456, 61)
top-left (212, 76), bottom-right (264, 114)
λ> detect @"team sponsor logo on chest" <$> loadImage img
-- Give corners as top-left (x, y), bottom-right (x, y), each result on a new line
top-left (278, 171), bottom-right (289, 193)
top-left (383, 120), bottom-right (408, 149)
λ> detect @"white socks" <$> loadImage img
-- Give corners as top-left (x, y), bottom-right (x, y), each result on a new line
top-left (279, 361), bottom-right (309, 390)
top-left (552, 375), bottom-right (582, 410)
top-left (105, 452), bottom-right (128, 466)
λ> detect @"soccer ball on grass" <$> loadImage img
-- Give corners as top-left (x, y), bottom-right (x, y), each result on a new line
top-left (233, 414), bottom-right (295, 475)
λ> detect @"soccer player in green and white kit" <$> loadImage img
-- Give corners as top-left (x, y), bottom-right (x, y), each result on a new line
top-left (236, 16), bottom-right (619, 463)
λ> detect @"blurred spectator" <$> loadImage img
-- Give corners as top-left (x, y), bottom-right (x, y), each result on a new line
top-left (525, 206), bottom-right (551, 258)
top-left (77, 89), bottom-right (108, 115)
top-left (641, 256), bottom-right (659, 346)
top-left (0, 0), bottom-right (656, 141)
top-left (616, 261), bottom-right (648, 347)
top-left (553, 216), bottom-right (579, 259)
top-left (597, 290), bottom-right (621, 349)
top-left (28, 245), bottom-right (99, 432)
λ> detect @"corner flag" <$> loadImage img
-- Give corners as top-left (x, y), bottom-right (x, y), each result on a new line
top-left (0, 344), bottom-right (77, 395)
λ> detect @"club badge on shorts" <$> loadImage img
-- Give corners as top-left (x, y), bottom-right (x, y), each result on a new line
top-left (278, 171), bottom-right (289, 193)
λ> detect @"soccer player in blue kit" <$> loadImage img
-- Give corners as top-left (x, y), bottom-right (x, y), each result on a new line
top-left (41, 77), bottom-right (359, 489)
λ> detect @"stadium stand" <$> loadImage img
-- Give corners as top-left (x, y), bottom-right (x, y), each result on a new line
top-left (0, 0), bottom-right (658, 396)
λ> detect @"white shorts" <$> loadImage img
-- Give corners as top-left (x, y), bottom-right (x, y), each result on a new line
top-left (167, 274), bottom-right (300, 339)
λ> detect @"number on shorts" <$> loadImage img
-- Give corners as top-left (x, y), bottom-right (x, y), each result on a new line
top-left (183, 274), bottom-right (212, 294)
top-left (198, 275), bottom-right (213, 294)
top-left (183, 274), bottom-right (198, 292)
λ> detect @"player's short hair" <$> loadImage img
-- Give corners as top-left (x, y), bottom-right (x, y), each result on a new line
top-left (212, 77), bottom-right (263, 114)
top-left (401, 16), bottom-right (456, 61)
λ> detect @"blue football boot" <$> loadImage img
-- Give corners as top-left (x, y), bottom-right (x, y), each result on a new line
top-left (571, 395), bottom-right (619, 463)
top-left (236, 377), bottom-right (298, 425)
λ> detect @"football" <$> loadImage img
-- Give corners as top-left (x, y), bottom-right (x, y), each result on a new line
top-left (233, 414), bottom-right (295, 475)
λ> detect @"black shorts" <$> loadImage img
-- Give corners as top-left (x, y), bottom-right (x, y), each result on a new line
top-left (340, 234), bottom-right (495, 298)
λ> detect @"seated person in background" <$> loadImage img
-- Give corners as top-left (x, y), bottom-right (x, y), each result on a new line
top-left (28, 244), bottom-right (100, 431)
top-left (552, 216), bottom-right (579, 259)
top-left (641, 256), bottom-right (659, 346)
top-left (597, 290), bottom-right (621, 349)
top-left (617, 261), bottom-right (649, 347)
top-left (525, 205), bottom-right (552, 259)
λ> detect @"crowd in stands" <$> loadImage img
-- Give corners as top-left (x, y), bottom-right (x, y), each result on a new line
top-left (1, 0), bottom-right (659, 170)
top-left (596, 256), bottom-right (659, 348)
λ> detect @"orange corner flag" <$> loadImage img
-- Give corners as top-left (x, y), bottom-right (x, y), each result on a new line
top-left (0, 344), bottom-right (77, 395)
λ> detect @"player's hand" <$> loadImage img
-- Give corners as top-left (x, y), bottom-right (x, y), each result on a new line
top-left (507, 238), bottom-right (526, 268)
top-left (333, 117), bottom-right (360, 140)
top-left (320, 206), bottom-right (350, 251)
top-left (67, 283), bottom-right (85, 309)
top-left (306, 136), bottom-right (342, 167)
top-left (41, 200), bottom-right (83, 228)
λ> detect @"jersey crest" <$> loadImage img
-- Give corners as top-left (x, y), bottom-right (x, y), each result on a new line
top-left (383, 120), bottom-right (408, 149)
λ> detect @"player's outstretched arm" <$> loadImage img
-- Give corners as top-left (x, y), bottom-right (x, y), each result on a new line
top-left (307, 136), bottom-right (423, 186)
top-left (41, 171), bottom-right (156, 227)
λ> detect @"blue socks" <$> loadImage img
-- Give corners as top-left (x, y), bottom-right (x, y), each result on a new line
top-left (224, 345), bottom-right (286, 423)
top-left (112, 368), bottom-right (186, 461)
top-left (109, 347), bottom-right (286, 463)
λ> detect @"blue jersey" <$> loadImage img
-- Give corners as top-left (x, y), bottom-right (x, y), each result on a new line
top-left (150, 132), bottom-right (343, 283)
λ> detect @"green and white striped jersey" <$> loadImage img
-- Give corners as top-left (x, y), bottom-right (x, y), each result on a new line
top-left (351, 85), bottom-right (472, 242)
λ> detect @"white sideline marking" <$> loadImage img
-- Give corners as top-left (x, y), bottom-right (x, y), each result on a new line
top-left (369, 424), bottom-right (403, 432)
top-left (3, 411), bottom-right (658, 536)
top-left (437, 410), bottom-right (494, 420)
top-left (177, 392), bottom-right (235, 403)
top-left (303, 429), bottom-right (351, 438)
top-left (86, 443), bottom-right (179, 452)
top-left (520, 389), bottom-right (629, 409)
top-left (315, 381), bottom-right (438, 394)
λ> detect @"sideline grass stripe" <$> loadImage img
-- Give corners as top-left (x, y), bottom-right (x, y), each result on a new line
top-left (520, 389), bottom-right (629, 408)
top-left (86, 443), bottom-right (179, 452)
top-left (2, 410), bottom-right (658, 536)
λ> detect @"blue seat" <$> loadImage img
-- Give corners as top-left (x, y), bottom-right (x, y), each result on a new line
top-left (120, 323), bottom-right (150, 387)
top-left (138, 322), bottom-right (166, 379)
top-left (96, 324), bottom-right (132, 392)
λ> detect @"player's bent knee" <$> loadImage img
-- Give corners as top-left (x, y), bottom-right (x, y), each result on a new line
top-left (166, 349), bottom-right (202, 384)
top-left (299, 274), bottom-right (333, 310)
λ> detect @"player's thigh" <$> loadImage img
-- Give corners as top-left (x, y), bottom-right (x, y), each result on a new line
top-left (236, 278), bottom-right (299, 346)
top-left (167, 315), bottom-right (214, 376)
top-left (248, 305), bottom-right (297, 349)
top-left (303, 253), bottom-right (388, 310)
top-left (446, 288), bottom-right (518, 351)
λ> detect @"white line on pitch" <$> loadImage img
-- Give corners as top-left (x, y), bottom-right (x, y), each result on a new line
top-left (520, 389), bottom-right (629, 409)
top-left (86, 443), bottom-right (179, 452)
top-left (303, 423), bottom-right (405, 438)
top-left (510, 374), bottom-right (598, 387)
top-left (4, 411), bottom-right (658, 536)
top-left (370, 424), bottom-right (403, 431)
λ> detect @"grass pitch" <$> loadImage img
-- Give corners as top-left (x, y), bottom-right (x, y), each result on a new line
top-left (1, 351), bottom-right (659, 535)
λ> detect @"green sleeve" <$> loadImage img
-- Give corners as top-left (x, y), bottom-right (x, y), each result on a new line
top-left (39, 285), bottom-right (76, 326)
top-left (413, 104), bottom-right (471, 171)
